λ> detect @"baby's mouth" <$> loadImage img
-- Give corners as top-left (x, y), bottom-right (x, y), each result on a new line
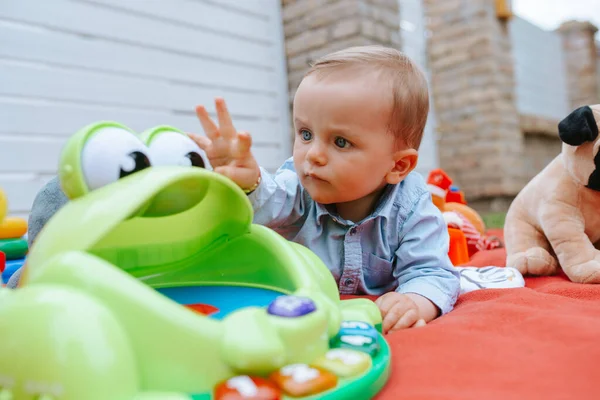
top-left (305, 172), bottom-right (327, 182)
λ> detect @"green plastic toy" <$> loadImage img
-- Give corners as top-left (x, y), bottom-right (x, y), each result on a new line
top-left (0, 122), bottom-right (390, 399)
top-left (0, 238), bottom-right (27, 260)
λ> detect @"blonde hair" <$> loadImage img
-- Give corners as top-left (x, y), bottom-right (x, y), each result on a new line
top-left (306, 45), bottom-right (429, 149)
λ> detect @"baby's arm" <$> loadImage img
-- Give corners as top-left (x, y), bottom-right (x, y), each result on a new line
top-left (379, 192), bottom-right (460, 331)
top-left (248, 160), bottom-right (308, 228)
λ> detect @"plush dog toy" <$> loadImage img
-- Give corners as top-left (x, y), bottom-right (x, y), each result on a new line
top-left (505, 104), bottom-right (600, 283)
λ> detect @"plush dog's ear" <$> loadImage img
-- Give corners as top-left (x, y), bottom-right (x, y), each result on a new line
top-left (558, 106), bottom-right (599, 146)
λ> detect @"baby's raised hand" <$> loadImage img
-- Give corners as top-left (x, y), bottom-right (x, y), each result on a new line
top-left (375, 292), bottom-right (428, 334)
top-left (189, 98), bottom-right (260, 191)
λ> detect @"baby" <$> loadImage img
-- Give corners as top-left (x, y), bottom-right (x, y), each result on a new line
top-left (190, 45), bottom-right (460, 333)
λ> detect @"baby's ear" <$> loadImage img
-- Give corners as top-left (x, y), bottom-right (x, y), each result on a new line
top-left (386, 149), bottom-right (418, 185)
top-left (558, 105), bottom-right (599, 146)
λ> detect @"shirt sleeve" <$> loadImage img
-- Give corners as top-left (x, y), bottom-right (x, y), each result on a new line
top-left (393, 192), bottom-right (461, 315)
top-left (247, 159), bottom-right (309, 229)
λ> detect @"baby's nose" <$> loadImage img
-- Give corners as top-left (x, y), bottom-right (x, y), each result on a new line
top-left (307, 145), bottom-right (327, 165)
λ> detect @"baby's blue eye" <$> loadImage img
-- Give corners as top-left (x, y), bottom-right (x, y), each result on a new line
top-left (334, 137), bottom-right (349, 148)
top-left (300, 129), bottom-right (312, 141)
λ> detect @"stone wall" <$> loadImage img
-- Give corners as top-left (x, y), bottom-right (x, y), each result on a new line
top-left (522, 134), bottom-right (562, 180)
top-left (280, 0), bottom-right (401, 138)
top-left (557, 21), bottom-right (600, 109)
top-left (281, 0), bottom-right (401, 99)
top-left (422, 0), bottom-right (526, 200)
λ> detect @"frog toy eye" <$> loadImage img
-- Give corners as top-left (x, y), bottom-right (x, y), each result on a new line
top-left (140, 126), bottom-right (212, 170)
top-left (82, 126), bottom-right (151, 191)
top-left (59, 122), bottom-right (152, 199)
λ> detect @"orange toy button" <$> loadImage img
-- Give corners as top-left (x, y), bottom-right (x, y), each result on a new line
top-left (270, 364), bottom-right (337, 397)
top-left (214, 375), bottom-right (281, 400)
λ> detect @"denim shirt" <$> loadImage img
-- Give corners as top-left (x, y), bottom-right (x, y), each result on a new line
top-left (249, 158), bottom-right (461, 315)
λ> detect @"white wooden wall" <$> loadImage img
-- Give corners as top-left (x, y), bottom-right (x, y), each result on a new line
top-left (0, 0), bottom-right (290, 217)
top-left (510, 16), bottom-right (570, 120)
top-left (398, 0), bottom-right (439, 177)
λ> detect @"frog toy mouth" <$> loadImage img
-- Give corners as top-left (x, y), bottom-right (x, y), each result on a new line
top-left (0, 122), bottom-right (390, 400)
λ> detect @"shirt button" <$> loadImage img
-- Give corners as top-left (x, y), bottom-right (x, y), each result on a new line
top-left (344, 278), bottom-right (354, 286)
top-left (349, 227), bottom-right (357, 235)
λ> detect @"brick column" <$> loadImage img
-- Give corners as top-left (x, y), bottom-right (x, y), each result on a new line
top-left (557, 21), bottom-right (600, 109)
top-left (422, 0), bottom-right (525, 200)
top-left (280, 0), bottom-right (401, 136)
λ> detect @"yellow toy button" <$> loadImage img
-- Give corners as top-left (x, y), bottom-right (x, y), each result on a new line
top-left (314, 348), bottom-right (372, 377)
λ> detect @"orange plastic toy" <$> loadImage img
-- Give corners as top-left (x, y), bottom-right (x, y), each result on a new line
top-left (427, 168), bottom-right (488, 264)
top-left (447, 228), bottom-right (469, 265)
top-left (0, 217), bottom-right (27, 240)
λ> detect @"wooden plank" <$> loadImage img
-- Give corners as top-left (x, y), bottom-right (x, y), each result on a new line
top-left (0, 174), bottom-right (54, 213)
top-left (0, 0), bottom-right (274, 67)
top-left (0, 62), bottom-right (279, 119)
top-left (0, 24), bottom-right (275, 93)
top-left (75, 0), bottom-right (272, 42)
top-left (0, 136), bottom-right (283, 173)
top-left (0, 137), bottom-right (64, 174)
top-left (0, 100), bottom-right (284, 146)
top-left (208, 0), bottom-right (273, 17)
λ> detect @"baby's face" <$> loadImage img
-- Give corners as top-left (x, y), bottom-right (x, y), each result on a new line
top-left (292, 69), bottom-right (399, 205)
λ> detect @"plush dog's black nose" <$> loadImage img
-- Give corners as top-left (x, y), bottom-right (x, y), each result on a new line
top-left (587, 152), bottom-right (600, 191)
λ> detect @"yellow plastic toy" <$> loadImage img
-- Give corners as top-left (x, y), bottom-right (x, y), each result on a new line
top-left (0, 189), bottom-right (6, 223)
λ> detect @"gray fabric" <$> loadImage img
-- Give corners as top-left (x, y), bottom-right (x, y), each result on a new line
top-left (6, 177), bottom-right (68, 288)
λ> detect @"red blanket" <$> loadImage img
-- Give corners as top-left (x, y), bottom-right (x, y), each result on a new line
top-left (366, 231), bottom-right (600, 399)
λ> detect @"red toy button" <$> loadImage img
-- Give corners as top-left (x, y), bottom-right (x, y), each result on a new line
top-left (214, 375), bottom-right (281, 400)
top-left (185, 303), bottom-right (219, 316)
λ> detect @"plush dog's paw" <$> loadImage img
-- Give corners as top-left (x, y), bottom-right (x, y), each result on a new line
top-left (565, 258), bottom-right (600, 284)
top-left (507, 247), bottom-right (558, 276)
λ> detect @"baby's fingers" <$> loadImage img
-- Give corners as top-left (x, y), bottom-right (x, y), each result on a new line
top-left (195, 105), bottom-right (219, 140)
top-left (215, 97), bottom-right (236, 140)
top-left (187, 133), bottom-right (212, 151)
top-left (389, 308), bottom-right (419, 332)
top-left (233, 131), bottom-right (253, 160)
top-left (382, 303), bottom-right (411, 333)
top-left (413, 319), bottom-right (427, 328)
top-left (375, 293), bottom-right (397, 316)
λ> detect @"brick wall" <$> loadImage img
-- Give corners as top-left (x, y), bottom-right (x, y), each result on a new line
top-left (558, 21), bottom-right (600, 109)
top-left (280, 0), bottom-right (401, 139)
top-left (422, 0), bottom-right (525, 200)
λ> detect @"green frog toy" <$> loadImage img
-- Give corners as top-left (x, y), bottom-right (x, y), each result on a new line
top-left (0, 122), bottom-right (390, 400)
